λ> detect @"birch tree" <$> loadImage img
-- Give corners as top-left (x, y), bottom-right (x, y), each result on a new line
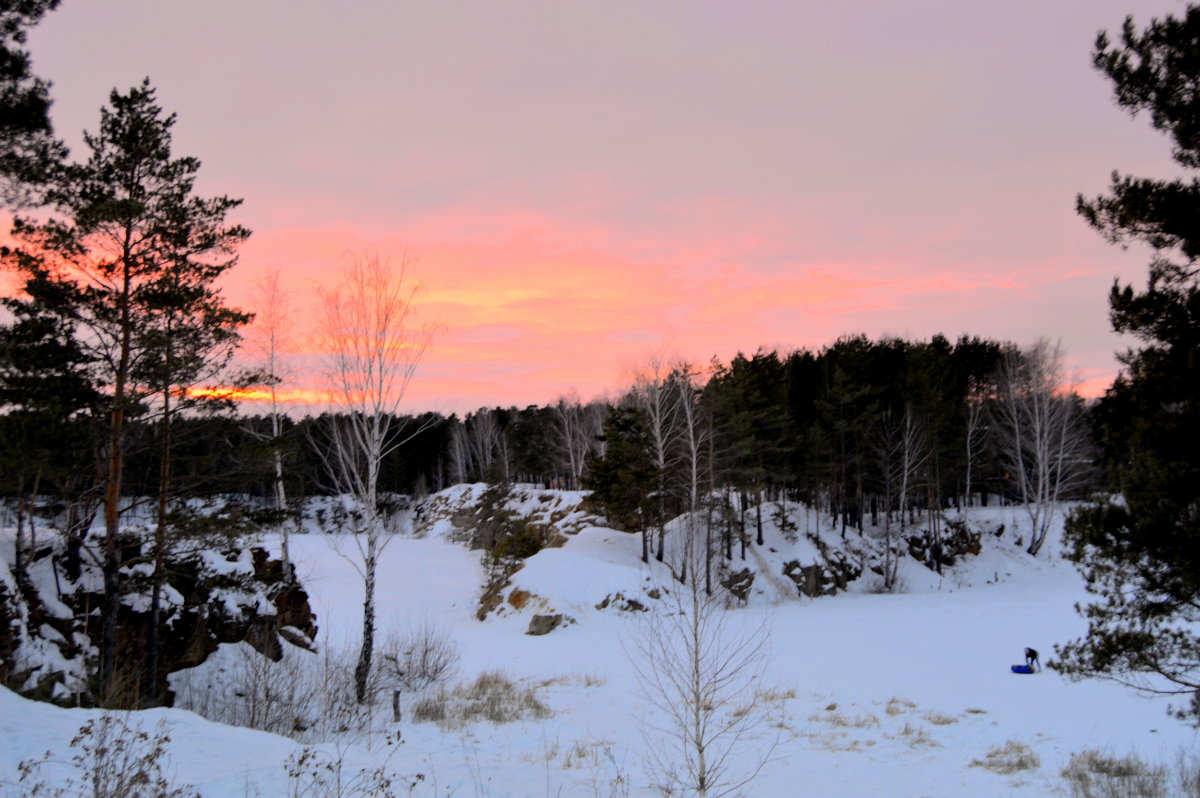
top-left (963, 382), bottom-right (988, 508)
top-left (874, 404), bottom-right (927, 590)
top-left (246, 269), bottom-right (294, 575)
top-left (631, 356), bottom-right (681, 562)
top-left (672, 363), bottom-right (708, 514)
top-left (630, 525), bottom-right (774, 797)
top-left (316, 254), bottom-right (435, 704)
top-left (552, 393), bottom-right (605, 488)
top-left (992, 339), bottom-right (1091, 556)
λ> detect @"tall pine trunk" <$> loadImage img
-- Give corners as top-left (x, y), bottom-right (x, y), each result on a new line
top-left (146, 370), bottom-right (172, 707)
top-left (101, 255), bottom-right (133, 704)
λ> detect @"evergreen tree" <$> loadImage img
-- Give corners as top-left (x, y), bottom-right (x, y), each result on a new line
top-left (0, 0), bottom-right (64, 204)
top-left (2, 80), bottom-right (250, 704)
top-left (583, 405), bottom-right (661, 562)
top-left (0, 294), bottom-right (101, 575)
top-left (1055, 6), bottom-right (1200, 723)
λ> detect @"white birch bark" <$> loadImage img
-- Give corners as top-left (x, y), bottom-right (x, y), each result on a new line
top-left (316, 254), bottom-right (435, 703)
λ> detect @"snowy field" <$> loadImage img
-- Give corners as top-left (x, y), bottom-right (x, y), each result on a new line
top-left (2, 499), bottom-right (1197, 797)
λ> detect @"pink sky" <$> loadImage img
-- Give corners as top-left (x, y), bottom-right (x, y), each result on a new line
top-left (26, 1), bottom-right (1184, 413)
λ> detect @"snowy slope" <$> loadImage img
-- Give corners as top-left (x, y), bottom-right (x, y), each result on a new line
top-left (1, 492), bottom-right (1197, 797)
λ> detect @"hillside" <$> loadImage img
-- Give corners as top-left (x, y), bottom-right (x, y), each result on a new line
top-left (0, 486), bottom-right (1194, 797)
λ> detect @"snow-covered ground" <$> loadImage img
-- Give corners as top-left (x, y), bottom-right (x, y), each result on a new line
top-left (2, 495), bottom-right (1197, 797)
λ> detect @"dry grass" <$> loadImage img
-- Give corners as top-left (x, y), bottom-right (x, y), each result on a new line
top-left (758, 687), bottom-right (797, 703)
top-left (898, 720), bottom-right (937, 748)
top-left (561, 738), bottom-right (592, 769)
top-left (885, 696), bottom-right (916, 716)
top-left (412, 669), bottom-right (551, 731)
top-left (818, 710), bottom-right (879, 729)
top-left (507, 588), bottom-right (533, 609)
top-left (1061, 749), bottom-right (1169, 798)
top-left (971, 740), bottom-right (1041, 775)
top-left (537, 672), bottom-right (607, 689)
top-left (923, 710), bottom-right (959, 726)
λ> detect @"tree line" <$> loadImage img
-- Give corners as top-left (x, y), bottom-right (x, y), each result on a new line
top-left (0, 338), bottom-right (1096, 512)
top-left (584, 336), bottom-right (1094, 585)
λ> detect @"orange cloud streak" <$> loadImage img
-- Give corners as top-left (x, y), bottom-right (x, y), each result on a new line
top-left (188, 386), bottom-right (340, 405)
top-left (219, 202), bottom-right (1123, 413)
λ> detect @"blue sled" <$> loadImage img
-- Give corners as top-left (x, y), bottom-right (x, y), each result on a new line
top-left (1011, 664), bottom-right (1035, 674)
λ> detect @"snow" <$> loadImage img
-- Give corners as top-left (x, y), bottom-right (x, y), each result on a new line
top-left (2, 494), bottom-right (1198, 797)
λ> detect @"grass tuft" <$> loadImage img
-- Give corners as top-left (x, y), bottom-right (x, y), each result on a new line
top-left (971, 739), bottom-right (1040, 775)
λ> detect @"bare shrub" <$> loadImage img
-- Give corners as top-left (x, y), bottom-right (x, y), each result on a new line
top-left (285, 731), bottom-right (411, 798)
top-left (375, 622), bottom-right (460, 694)
top-left (1061, 749), bottom-right (1169, 798)
top-left (171, 639), bottom-right (382, 742)
top-left (172, 642), bottom-right (320, 738)
top-left (971, 740), bottom-right (1041, 775)
top-left (18, 714), bottom-right (199, 798)
top-left (1176, 748), bottom-right (1200, 798)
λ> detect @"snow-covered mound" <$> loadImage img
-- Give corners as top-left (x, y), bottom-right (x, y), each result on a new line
top-left (414, 482), bottom-right (602, 544)
top-left (461, 486), bottom-right (1067, 631)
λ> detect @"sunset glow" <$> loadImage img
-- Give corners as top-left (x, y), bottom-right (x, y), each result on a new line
top-left (27, 0), bottom-right (1181, 413)
top-left (186, 386), bottom-right (340, 406)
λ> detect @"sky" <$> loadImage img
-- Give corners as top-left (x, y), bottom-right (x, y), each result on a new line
top-left (23, 0), bottom-right (1189, 414)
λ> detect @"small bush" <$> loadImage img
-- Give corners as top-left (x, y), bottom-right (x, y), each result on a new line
top-left (971, 739), bottom-right (1040, 775)
top-left (1061, 749), bottom-right (1168, 798)
top-left (1176, 748), bottom-right (1200, 798)
top-left (172, 639), bottom-right (382, 742)
top-left (18, 714), bottom-right (199, 798)
top-left (493, 518), bottom-right (546, 560)
top-left (285, 732), bottom-right (406, 798)
top-left (376, 622), bottom-right (460, 694)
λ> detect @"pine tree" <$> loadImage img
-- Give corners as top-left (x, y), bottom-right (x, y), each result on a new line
top-left (2, 80), bottom-right (250, 704)
top-left (0, 295), bottom-right (101, 576)
top-left (1055, 6), bottom-right (1200, 723)
top-left (0, 0), bottom-right (65, 204)
top-left (583, 405), bottom-right (661, 562)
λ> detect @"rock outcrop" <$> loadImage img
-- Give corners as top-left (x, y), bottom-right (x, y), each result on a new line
top-left (1, 540), bottom-right (317, 708)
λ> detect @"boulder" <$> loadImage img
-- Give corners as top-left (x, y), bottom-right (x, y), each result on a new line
top-left (721, 568), bottom-right (755, 602)
top-left (526, 613), bottom-right (563, 636)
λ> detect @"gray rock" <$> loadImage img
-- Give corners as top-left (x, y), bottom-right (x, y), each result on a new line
top-left (526, 613), bottom-right (563, 636)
